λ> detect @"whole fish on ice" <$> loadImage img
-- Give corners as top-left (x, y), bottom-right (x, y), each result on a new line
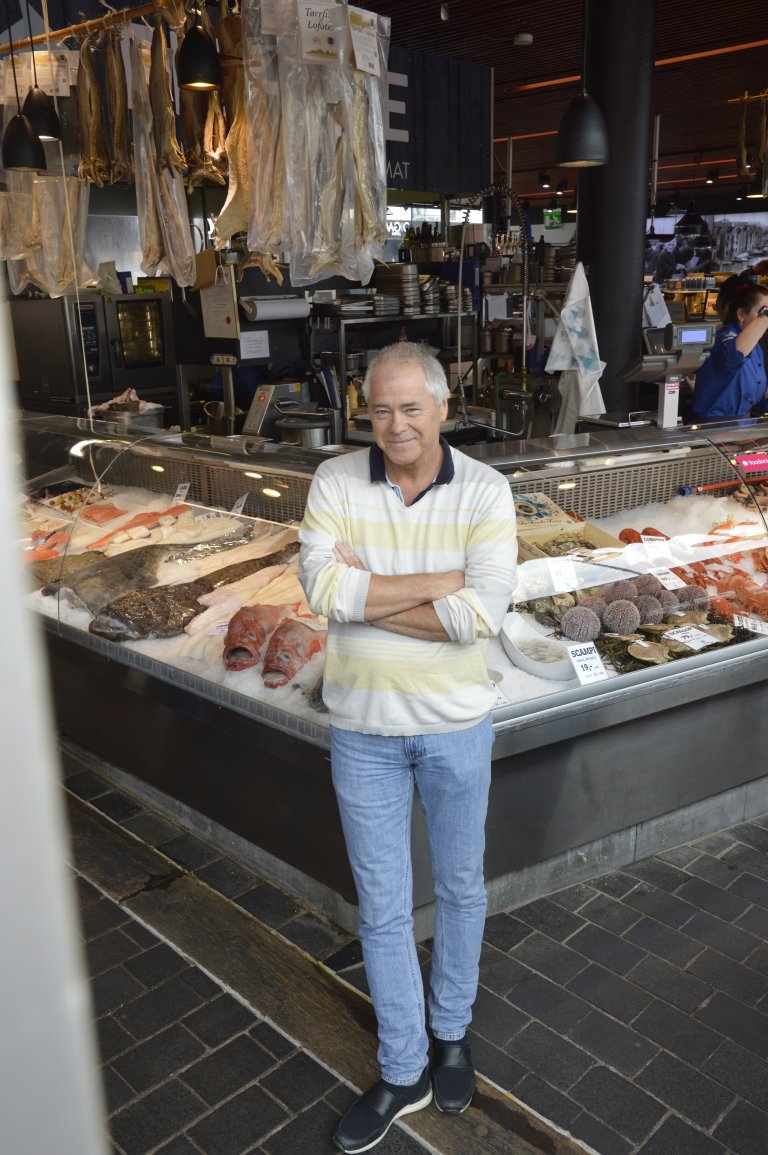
top-left (44, 522), bottom-right (256, 614)
top-left (223, 603), bottom-right (295, 671)
top-left (262, 617), bottom-right (326, 688)
top-left (89, 542), bottom-right (300, 641)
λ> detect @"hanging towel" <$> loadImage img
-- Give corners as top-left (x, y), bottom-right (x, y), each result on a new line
top-left (545, 262), bottom-right (606, 433)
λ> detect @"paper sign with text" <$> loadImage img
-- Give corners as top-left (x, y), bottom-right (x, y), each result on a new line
top-left (663, 625), bottom-right (717, 651)
top-left (566, 641), bottom-right (609, 685)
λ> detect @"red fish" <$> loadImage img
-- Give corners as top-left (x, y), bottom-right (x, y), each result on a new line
top-left (262, 618), bottom-right (326, 688)
top-left (223, 603), bottom-right (293, 671)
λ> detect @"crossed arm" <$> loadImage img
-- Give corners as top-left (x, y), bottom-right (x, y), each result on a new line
top-left (333, 541), bottom-right (464, 641)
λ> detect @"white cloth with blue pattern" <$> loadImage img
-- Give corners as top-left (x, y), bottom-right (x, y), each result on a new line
top-left (545, 261), bottom-right (605, 434)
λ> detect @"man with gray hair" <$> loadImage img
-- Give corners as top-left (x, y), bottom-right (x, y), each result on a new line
top-left (299, 343), bottom-right (517, 1153)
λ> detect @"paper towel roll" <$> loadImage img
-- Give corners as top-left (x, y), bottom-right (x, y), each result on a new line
top-left (239, 297), bottom-right (310, 321)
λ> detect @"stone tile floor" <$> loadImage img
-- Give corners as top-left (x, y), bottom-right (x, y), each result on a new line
top-left (65, 748), bottom-right (768, 1155)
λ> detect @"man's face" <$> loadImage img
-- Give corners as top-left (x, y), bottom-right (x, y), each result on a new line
top-left (368, 360), bottom-right (447, 473)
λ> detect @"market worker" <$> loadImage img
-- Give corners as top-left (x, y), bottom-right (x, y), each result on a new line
top-left (691, 282), bottom-right (768, 422)
top-left (298, 343), bottom-right (517, 1153)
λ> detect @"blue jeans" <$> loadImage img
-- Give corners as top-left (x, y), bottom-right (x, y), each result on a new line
top-left (329, 717), bottom-right (493, 1085)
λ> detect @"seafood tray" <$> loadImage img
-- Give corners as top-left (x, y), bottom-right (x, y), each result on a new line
top-left (517, 521), bottom-right (623, 562)
top-left (32, 482), bottom-right (115, 514)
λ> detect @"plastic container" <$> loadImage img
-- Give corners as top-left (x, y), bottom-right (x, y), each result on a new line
top-left (500, 612), bottom-right (575, 681)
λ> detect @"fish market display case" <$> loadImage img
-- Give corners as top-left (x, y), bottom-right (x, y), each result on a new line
top-left (18, 412), bottom-right (768, 935)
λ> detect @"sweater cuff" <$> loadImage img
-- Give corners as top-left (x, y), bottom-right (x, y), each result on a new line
top-left (348, 568), bottom-right (372, 622)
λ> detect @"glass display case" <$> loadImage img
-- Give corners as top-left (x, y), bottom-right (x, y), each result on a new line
top-left (18, 414), bottom-right (768, 733)
top-left (17, 413), bottom-right (768, 936)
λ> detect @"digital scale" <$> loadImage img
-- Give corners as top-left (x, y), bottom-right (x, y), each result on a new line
top-left (580, 321), bottom-right (718, 432)
top-left (242, 381), bottom-right (305, 437)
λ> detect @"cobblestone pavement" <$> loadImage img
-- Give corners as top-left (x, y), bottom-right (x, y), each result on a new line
top-left (65, 747), bottom-right (768, 1155)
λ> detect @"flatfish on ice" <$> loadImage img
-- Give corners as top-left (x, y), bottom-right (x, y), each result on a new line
top-left (44, 522), bottom-right (256, 614)
top-left (90, 542), bottom-right (300, 642)
top-left (32, 550), bottom-right (107, 587)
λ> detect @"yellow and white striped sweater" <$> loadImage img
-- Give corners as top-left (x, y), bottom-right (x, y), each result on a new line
top-left (298, 444), bottom-right (517, 735)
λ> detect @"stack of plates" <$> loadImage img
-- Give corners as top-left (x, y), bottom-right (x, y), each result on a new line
top-left (374, 265), bottom-right (421, 314)
top-left (373, 295), bottom-right (401, 316)
top-left (440, 284), bottom-right (473, 313)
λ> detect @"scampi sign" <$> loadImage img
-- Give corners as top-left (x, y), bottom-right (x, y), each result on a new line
top-left (384, 45), bottom-right (492, 194)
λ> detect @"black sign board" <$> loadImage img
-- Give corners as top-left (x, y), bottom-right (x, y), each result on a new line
top-left (385, 45), bottom-right (491, 195)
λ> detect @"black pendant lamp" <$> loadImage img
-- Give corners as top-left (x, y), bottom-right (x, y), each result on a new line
top-left (20, 0), bottom-right (60, 141)
top-left (1, 0), bottom-right (45, 170)
top-left (176, 7), bottom-right (222, 91)
top-left (555, 0), bottom-right (608, 167)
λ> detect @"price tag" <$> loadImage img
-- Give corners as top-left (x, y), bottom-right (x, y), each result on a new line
top-left (195, 510), bottom-right (226, 522)
top-left (230, 494), bottom-right (248, 515)
top-left (173, 482), bottom-right (190, 504)
top-left (663, 625), bottom-right (717, 651)
top-left (566, 641), bottom-right (609, 685)
top-left (641, 534), bottom-right (667, 543)
top-left (651, 567), bottom-right (687, 590)
top-left (734, 614), bottom-right (768, 636)
top-left (348, 7), bottom-right (380, 75)
top-left (546, 557), bottom-right (577, 593)
top-left (489, 681), bottom-right (511, 708)
top-left (208, 620), bottom-right (230, 636)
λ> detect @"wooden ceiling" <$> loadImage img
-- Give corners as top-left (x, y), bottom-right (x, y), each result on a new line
top-left (366, 0), bottom-right (768, 210)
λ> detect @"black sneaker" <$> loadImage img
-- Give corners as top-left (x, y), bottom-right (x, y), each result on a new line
top-left (333, 1066), bottom-right (432, 1153)
top-left (431, 1035), bottom-right (475, 1114)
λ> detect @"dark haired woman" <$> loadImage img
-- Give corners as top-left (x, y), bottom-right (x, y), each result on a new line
top-left (691, 282), bottom-right (768, 422)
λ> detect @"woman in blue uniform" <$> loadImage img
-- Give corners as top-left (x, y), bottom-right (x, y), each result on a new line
top-left (692, 282), bottom-right (768, 422)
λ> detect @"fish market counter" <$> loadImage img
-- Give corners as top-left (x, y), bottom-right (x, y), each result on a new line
top-left (20, 415), bottom-right (768, 936)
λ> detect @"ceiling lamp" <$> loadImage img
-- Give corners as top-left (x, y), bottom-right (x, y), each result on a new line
top-left (705, 168), bottom-right (719, 185)
top-left (674, 199), bottom-right (711, 240)
top-left (539, 171), bottom-right (551, 189)
top-left (556, 179), bottom-right (567, 197)
top-left (513, 32), bottom-right (533, 46)
top-left (176, 9), bottom-right (222, 90)
top-left (20, 0), bottom-right (60, 141)
top-left (555, 0), bottom-right (608, 167)
top-left (440, 2), bottom-right (449, 19)
top-left (736, 187), bottom-right (744, 202)
top-left (1, 0), bottom-right (45, 171)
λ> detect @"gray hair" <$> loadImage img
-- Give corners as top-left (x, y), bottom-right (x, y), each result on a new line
top-left (361, 342), bottom-right (450, 405)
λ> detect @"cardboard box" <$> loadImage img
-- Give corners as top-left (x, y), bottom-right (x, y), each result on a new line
top-left (513, 492), bottom-right (574, 534)
top-left (517, 521), bottom-right (624, 562)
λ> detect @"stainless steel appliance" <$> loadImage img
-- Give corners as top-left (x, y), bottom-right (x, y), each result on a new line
top-left (10, 293), bottom-right (112, 413)
top-left (10, 291), bottom-right (177, 415)
top-left (241, 381), bottom-right (306, 438)
top-left (103, 292), bottom-right (176, 392)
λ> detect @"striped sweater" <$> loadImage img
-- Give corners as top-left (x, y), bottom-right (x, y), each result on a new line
top-left (298, 443), bottom-right (517, 735)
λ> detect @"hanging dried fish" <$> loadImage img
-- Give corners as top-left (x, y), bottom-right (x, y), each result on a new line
top-left (76, 36), bottom-right (110, 187)
top-left (104, 28), bottom-right (133, 184)
top-left (350, 69), bottom-right (386, 252)
top-left (130, 36), bottom-right (165, 272)
top-left (213, 8), bottom-right (250, 248)
top-left (203, 90), bottom-right (228, 177)
top-left (242, 3), bottom-right (285, 280)
top-left (150, 15), bottom-right (186, 172)
top-left (308, 109), bottom-right (345, 278)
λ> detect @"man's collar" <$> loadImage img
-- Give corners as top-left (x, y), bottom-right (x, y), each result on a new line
top-left (369, 437), bottom-right (455, 486)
